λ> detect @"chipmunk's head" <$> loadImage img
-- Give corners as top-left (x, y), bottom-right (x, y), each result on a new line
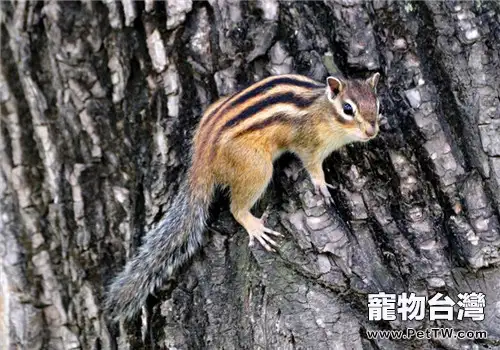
top-left (325, 73), bottom-right (381, 142)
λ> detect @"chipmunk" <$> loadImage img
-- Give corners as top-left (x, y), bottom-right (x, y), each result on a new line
top-left (106, 73), bottom-right (381, 320)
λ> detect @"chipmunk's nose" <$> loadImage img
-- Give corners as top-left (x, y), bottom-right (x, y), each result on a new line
top-left (365, 123), bottom-right (377, 138)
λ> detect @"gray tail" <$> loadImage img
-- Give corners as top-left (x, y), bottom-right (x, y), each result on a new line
top-left (105, 180), bottom-right (211, 321)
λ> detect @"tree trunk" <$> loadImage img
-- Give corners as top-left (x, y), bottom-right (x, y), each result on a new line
top-left (1, 1), bottom-right (500, 349)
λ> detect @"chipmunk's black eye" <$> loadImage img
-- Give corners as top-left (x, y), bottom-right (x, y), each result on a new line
top-left (343, 103), bottom-right (354, 116)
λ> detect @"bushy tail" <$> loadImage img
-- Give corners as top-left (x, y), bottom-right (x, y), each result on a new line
top-left (105, 179), bottom-right (211, 321)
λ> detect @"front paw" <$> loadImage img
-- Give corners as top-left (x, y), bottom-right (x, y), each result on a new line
top-left (312, 180), bottom-right (334, 205)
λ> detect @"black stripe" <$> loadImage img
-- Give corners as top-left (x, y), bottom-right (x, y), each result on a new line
top-left (223, 91), bottom-right (318, 130)
top-left (232, 112), bottom-right (301, 138)
top-left (230, 77), bottom-right (322, 107)
top-left (206, 76), bottom-right (323, 122)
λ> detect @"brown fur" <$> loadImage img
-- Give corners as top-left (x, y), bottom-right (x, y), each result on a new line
top-left (191, 73), bottom-right (380, 249)
top-left (105, 73), bottom-right (381, 321)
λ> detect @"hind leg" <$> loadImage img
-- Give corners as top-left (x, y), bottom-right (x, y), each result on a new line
top-left (222, 146), bottom-right (282, 251)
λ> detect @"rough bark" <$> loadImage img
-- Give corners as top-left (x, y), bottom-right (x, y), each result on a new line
top-left (1, 0), bottom-right (500, 349)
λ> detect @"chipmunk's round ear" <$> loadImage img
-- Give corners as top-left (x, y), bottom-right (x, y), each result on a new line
top-left (366, 72), bottom-right (380, 91)
top-left (326, 76), bottom-right (344, 101)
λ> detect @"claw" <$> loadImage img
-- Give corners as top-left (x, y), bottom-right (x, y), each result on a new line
top-left (313, 180), bottom-right (334, 205)
top-left (238, 213), bottom-right (283, 252)
top-left (249, 227), bottom-right (280, 252)
top-left (252, 231), bottom-right (275, 252)
top-left (247, 221), bottom-right (282, 251)
top-left (263, 227), bottom-right (283, 237)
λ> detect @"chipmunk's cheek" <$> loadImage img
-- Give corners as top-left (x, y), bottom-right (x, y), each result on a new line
top-left (347, 128), bottom-right (371, 142)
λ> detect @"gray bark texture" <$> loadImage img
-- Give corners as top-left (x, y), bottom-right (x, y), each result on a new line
top-left (1, 0), bottom-right (500, 349)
